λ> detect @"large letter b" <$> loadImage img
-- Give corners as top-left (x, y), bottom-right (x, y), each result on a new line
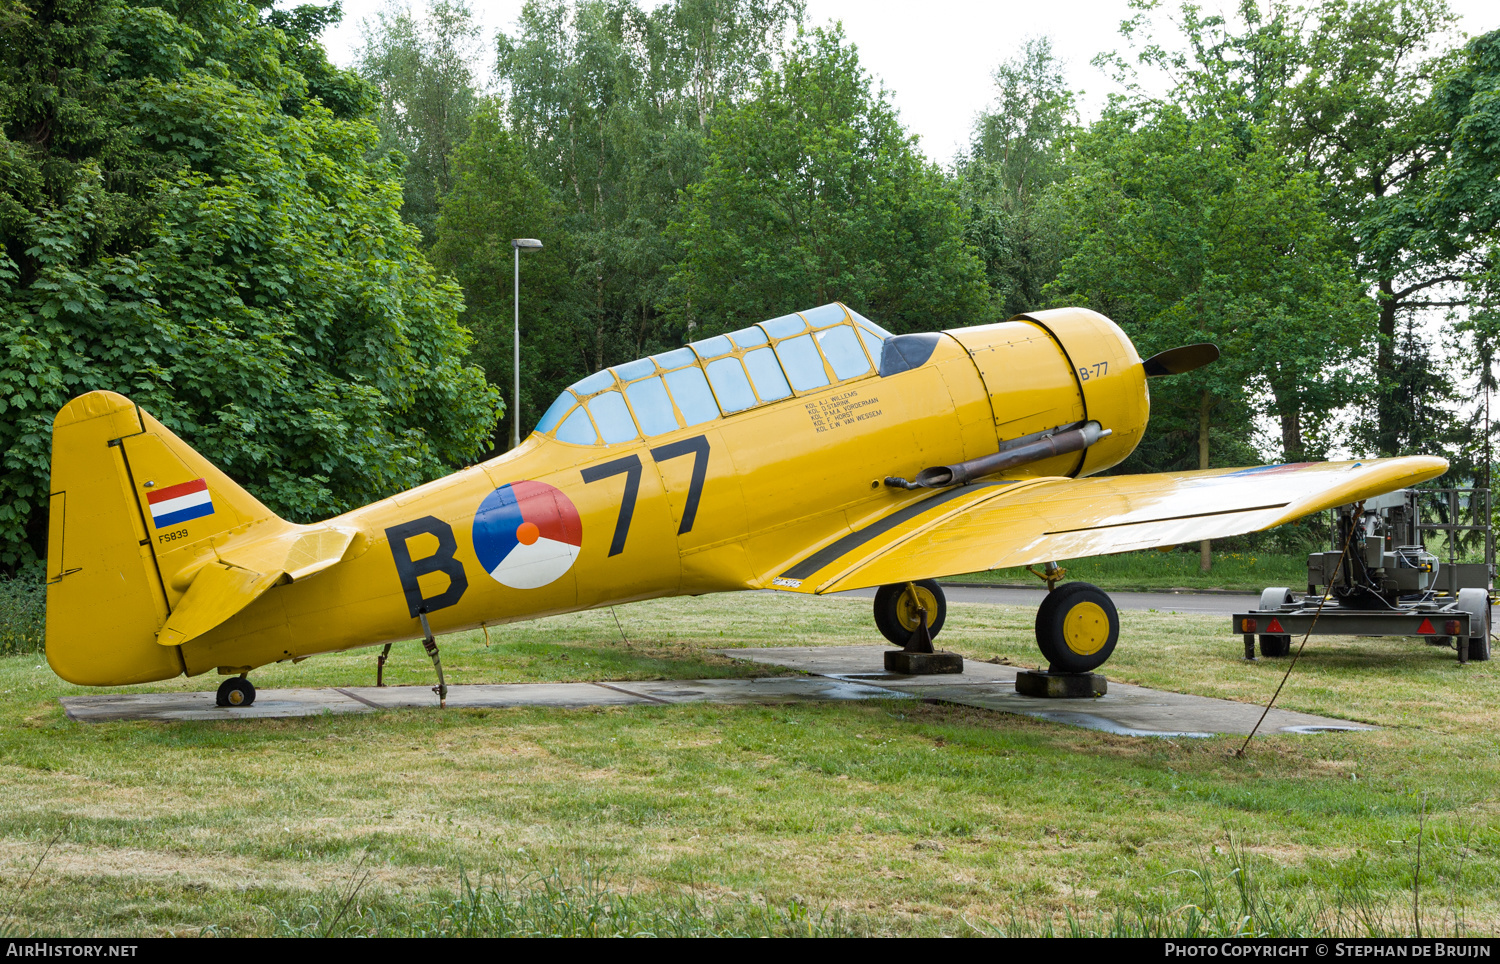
top-left (386, 516), bottom-right (469, 618)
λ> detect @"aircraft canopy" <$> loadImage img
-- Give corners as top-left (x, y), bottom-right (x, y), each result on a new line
top-left (534, 303), bottom-right (891, 445)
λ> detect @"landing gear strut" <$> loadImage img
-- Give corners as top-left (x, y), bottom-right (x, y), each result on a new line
top-left (874, 580), bottom-right (962, 674)
top-left (873, 580), bottom-right (947, 647)
top-left (372, 610), bottom-right (450, 707)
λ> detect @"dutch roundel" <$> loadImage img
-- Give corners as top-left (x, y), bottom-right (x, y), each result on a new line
top-left (473, 481), bottom-right (583, 589)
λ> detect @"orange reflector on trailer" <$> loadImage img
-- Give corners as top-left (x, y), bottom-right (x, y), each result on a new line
top-left (1446, 620), bottom-right (1463, 635)
top-left (1242, 618), bottom-right (1257, 633)
top-left (1417, 618), bottom-right (1436, 634)
top-left (1267, 618), bottom-right (1284, 633)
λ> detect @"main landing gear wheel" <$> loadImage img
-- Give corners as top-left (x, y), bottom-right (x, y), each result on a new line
top-left (1035, 582), bottom-right (1119, 673)
top-left (216, 676), bottom-right (256, 708)
top-left (874, 580), bottom-right (947, 647)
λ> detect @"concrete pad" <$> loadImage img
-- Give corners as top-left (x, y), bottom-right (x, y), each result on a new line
top-left (606, 676), bottom-right (908, 705)
top-left (59, 687), bottom-right (372, 723)
top-left (720, 645), bottom-right (1019, 683)
top-left (59, 648), bottom-right (1374, 736)
top-left (57, 677), bottom-right (904, 723)
top-left (336, 682), bottom-right (654, 710)
top-left (717, 645), bottom-right (1374, 738)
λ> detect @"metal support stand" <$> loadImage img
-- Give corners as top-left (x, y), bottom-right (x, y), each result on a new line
top-left (376, 643), bottom-right (393, 687)
top-left (910, 600), bottom-right (934, 654)
top-left (419, 611), bottom-right (448, 708)
top-left (1243, 634), bottom-right (1257, 661)
top-left (884, 596), bottom-right (963, 674)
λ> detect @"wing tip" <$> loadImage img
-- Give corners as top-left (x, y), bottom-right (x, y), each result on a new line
top-left (1271, 454), bottom-right (1450, 526)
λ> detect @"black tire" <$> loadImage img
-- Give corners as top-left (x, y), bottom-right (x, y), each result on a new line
top-left (1454, 589), bottom-right (1491, 662)
top-left (1035, 581), bottom-right (1120, 673)
top-left (873, 580), bottom-right (947, 646)
top-left (216, 677), bottom-right (256, 708)
top-left (1259, 635), bottom-right (1292, 658)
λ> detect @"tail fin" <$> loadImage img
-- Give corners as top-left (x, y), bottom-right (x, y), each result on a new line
top-left (46, 391), bottom-right (356, 685)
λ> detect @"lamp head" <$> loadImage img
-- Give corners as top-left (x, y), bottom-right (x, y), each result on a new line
top-left (512, 238), bottom-right (543, 250)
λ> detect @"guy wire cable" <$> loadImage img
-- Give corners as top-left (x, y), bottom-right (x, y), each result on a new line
top-left (1235, 499), bottom-right (1366, 757)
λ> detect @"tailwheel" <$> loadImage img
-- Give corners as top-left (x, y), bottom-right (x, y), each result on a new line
top-left (216, 676), bottom-right (256, 708)
top-left (1035, 582), bottom-right (1119, 673)
top-left (874, 580), bottom-right (946, 647)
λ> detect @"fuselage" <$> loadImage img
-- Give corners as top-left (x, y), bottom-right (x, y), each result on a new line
top-left (62, 305), bottom-right (1152, 681)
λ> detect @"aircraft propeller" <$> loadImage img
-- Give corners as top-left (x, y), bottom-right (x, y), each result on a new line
top-left (1141, 343), bottom-right (1219, 377)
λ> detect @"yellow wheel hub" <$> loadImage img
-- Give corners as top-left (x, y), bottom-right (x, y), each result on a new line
top-left (895, 585), bottom-right (938, 631)
top-left (1062, 601), bottom-right (1109, 656)
top-left (227, 689), bottom-right (245, 706)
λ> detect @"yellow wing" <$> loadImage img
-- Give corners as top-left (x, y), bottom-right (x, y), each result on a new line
top-left (769, 456), bottom-right (1448, 594)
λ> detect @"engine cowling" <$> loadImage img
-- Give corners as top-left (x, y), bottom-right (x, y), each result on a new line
top-left (944, 308), bottom-right (1148, 479)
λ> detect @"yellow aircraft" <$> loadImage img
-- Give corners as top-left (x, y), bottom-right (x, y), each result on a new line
top-left (45, 304), bottom-right (1446, 707)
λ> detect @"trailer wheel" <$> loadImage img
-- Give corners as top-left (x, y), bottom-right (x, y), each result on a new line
top-left (1259, 635), bottom-right (1292, 658)
top-left (1455, 589), bottom-right (1491, 663)
top-left (1256, 587), bottom-right (1295, 658)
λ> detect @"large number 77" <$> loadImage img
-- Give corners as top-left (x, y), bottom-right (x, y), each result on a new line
top-left (580, 435), bottom-right (710, 557)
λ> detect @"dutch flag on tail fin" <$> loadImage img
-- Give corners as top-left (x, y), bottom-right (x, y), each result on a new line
top-left (147, 478), bottom-right (215, 528)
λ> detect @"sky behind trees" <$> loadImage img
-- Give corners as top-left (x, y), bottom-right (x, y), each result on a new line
top-left (311, 0), bottom-right (1500, 165)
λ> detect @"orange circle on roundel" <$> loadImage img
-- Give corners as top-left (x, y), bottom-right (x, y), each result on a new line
top-left (515, 521), bottom-right (540, 546)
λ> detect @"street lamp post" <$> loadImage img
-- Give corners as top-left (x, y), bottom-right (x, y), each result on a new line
top-left (511, 238), bottom-right (543, 449)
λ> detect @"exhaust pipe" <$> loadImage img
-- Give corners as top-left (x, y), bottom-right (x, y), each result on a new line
top-left (885, 421), bottom-right (1112, 490)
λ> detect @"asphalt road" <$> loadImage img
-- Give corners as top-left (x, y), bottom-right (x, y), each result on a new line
top-left (834, 584), bottom-right (1260, 614)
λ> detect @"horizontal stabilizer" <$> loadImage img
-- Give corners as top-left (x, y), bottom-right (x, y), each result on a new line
top-left (216, 524), bottom-right (358, 583)
top-left (157, 563), bottom-right (285, 648)
top-left (159, 523), bottom-right (358, 647)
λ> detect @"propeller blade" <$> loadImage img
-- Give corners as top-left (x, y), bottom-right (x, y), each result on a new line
top-left (1141, 343), bottom-right (1220, 377)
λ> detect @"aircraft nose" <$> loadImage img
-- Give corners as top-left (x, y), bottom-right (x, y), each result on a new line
top-left (946, 308), bottom-right (1148, 478)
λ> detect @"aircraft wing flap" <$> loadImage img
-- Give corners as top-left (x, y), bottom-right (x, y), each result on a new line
top-left (764, 479), bottom-right (1055, 592)
top-left (785, 456), bottom-right (1447, 594)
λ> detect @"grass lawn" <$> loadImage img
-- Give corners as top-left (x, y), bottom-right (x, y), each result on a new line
top-left (953, 549), bottom-right (1311, 592)
top-left (1, 592), bottom-right (1496, 937)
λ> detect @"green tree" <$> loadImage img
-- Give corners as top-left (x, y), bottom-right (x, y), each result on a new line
top-left (356, 0), bottom-right (483, 246)
top-left (1283, 0), bottom-right (1467, 457)
top-left (497, 0), bottom-right (802, 371)
top-left (1425, 28), bottom-right (1500, 489)
top-left (1114, 0), bottom-right (1468, 457)
top-left (431, 103), bottom-right (582, 448)
top-left (669, 25), bottom-right (991, 334)
top-left (1048, 105), bottom-right (1371, 569)
top-left (0, 0), bottom-right (501, 570)
top-left (955, 37), bottom-right (1076, 318)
